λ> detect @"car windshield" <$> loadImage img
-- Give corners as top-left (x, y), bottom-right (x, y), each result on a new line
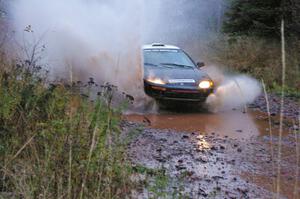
top-left (143, 49), bottom-right (195, 68)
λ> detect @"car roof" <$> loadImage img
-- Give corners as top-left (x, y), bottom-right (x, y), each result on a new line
top-left (142, 43), bottom-right (180, 50)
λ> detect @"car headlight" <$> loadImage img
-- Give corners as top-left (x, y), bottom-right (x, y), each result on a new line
top-left (199, 80), bottom-right (213, 89)
top-left (146, 78), bottom-right (166, 85)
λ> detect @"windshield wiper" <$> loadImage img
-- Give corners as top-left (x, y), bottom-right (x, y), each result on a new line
top-left (160, 63), bottom-right (194, 68)
top-left (144, 63), bottom-right (174, 68)
top-left (144, 63), bottom-right (159, 67)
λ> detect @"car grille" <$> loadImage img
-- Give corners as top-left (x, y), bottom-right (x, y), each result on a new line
top-left (164, 91), bottom-right (207, 99)
top-left (169, 81), bottom-right (197, 86)
top-left (144, 81), bottom-right (213, 101)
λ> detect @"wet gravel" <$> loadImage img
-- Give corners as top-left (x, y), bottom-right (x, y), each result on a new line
top-left (123, 94), bottom-right (299, 199)
top-left (125, 125), bottom-right (295, 199)
top-left (251, 94), bottom-right (299, 120)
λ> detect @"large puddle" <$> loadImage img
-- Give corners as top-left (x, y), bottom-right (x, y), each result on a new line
top-left (124, 110), bottom-right (289, 139)
top-left (125, 109), bottom-right (299, 198)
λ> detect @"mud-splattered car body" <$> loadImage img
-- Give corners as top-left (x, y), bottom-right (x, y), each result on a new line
top-left (143, 43), bottom-right (214, 102)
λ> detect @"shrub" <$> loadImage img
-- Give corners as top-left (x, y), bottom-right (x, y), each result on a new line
top-left (0, 57), bottom-right (134, 198)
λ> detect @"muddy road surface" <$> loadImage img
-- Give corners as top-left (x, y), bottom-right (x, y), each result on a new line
top-left (123, 101), bottom-right (300, 199)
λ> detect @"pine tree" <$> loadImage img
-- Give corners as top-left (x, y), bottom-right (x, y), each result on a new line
top-left (223, 0), bottom-right (299, 39)
top-left (285, 0), bottom-right (300, 37)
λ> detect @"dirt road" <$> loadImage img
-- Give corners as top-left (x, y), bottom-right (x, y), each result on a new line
top-left (124, 98), bottom-right (299, 199)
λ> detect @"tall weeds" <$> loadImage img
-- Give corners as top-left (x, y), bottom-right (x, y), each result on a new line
top-left (204, 34), bottom-right (300, 96)
top-left (293, 117), bottom-right (299, 199)
top-left (0, 57), bottom-right (133, 198)
top-left (261, 79), bottom-right (276, 194)
top-left (276, 19), bottom-right (286, 199)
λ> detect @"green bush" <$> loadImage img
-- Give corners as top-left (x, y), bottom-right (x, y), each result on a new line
top-left (0, 58), bottom-right (134, 198)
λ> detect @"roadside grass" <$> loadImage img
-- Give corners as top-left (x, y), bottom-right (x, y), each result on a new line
top-left (132, 164), bottom-right (189, 199)
top-left (148, 169), bottom-right (169, 198)
top-left (132, 165), bottom-right (169, 198)
top-left (270, 82), bottom-right (300, 98)
top-left (204, 35), bottom-right (300, 98)
top-left (0, 56), bottom-right (137, 198)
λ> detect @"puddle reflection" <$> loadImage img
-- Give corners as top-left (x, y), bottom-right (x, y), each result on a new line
top-left (124, 110), bottom-right (268, 139)
top-left (196, 135), bottom-right (211, 150)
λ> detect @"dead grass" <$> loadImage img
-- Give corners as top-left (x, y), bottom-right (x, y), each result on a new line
top-left (203, 34), bottom-right (300, 96)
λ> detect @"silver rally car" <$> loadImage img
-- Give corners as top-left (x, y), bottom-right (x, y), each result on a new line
top-left (143, 43), bottom-right (214, 102)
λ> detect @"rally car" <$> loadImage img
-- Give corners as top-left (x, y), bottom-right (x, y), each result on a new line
top-left (143, 43), bottom-right (214, 102)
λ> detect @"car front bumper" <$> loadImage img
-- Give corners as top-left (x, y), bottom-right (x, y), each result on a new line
top-left (144, 80), bottom-right (214, 102)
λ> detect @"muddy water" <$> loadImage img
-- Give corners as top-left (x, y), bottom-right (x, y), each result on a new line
top-left (125, 109), bottom-right (299, 198)
top-left (125, 110), bottom-right (289, 139)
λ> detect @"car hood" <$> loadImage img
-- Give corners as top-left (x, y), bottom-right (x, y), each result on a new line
top-left (144, 66), bottom-right (210, 82)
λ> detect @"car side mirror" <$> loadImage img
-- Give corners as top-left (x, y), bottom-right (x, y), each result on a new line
top-left (197, 62), bottom-right (205, 68)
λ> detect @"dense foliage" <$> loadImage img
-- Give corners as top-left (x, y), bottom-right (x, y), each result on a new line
top-left (0, 56), bottom-right (136, 198)
top-left (223, 0), bottom-right (300, 39)
top-left (209, 0), bottom-right (299, 96)
top-left (206, 35), bottom-right (299, 96)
